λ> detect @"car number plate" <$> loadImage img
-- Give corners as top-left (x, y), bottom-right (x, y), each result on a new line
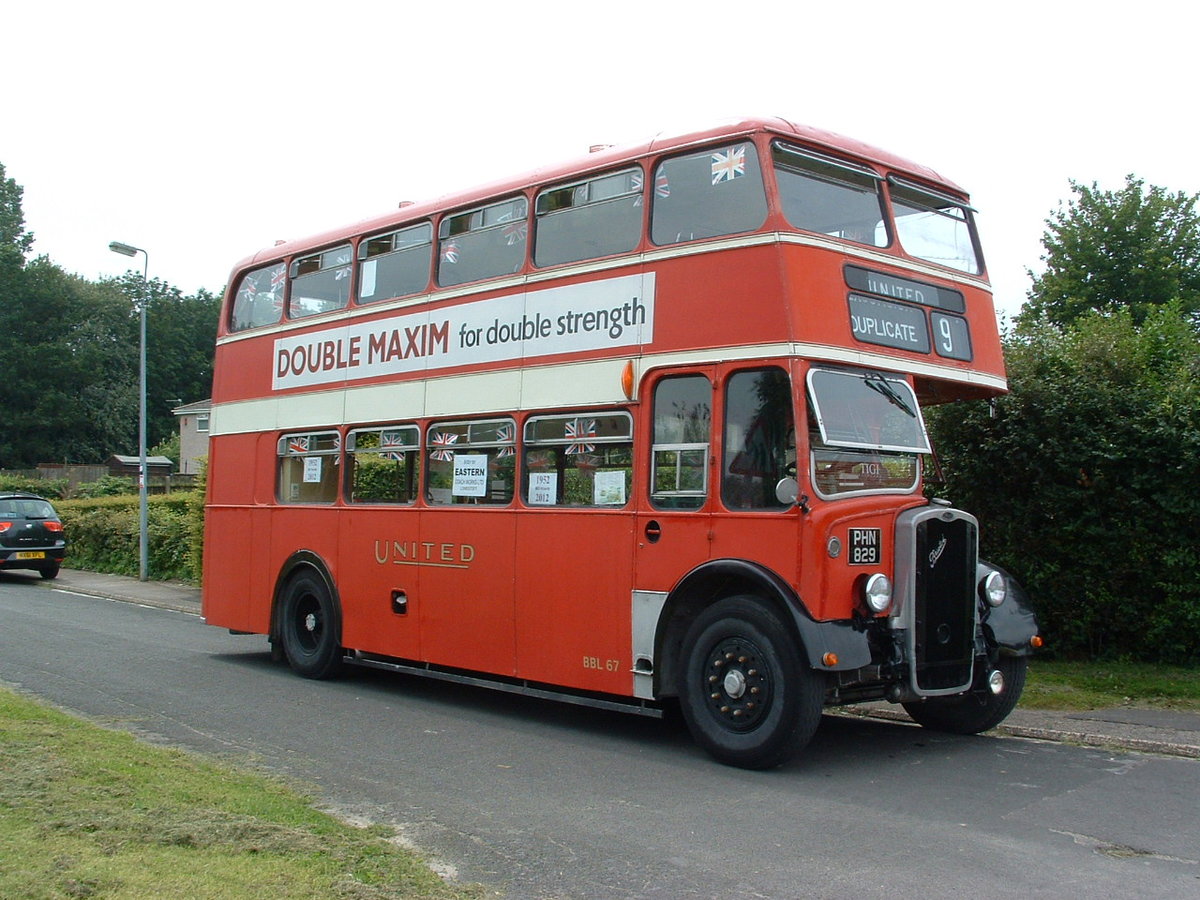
top-left (14, 551), bottom-right (46, 559)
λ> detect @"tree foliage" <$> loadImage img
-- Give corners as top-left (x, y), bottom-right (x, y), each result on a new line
top-left (0, 162), bottom-right (34, 268)
top-left (927, 305), bottom-right (1200, 663)
top-left (0, 163), bottom-right (219, 468)
top-left (1019, 175), bottom-right (1200, 328)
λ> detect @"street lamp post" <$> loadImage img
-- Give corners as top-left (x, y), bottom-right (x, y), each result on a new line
top-left (108, 241), bottom-right (150, 582)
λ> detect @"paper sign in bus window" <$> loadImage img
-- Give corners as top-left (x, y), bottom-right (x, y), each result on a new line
top-left (452, 454), bottom-right (488, 497)
top-left (593, 470), bottom-right (626, 505)
top-left (303, 457), bottom-right (322, 483)
top-left (529, 472), bottom-right (558, 506)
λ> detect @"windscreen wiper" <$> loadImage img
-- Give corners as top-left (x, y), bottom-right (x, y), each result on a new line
top-left (863, 373), bottom-right (916, 418)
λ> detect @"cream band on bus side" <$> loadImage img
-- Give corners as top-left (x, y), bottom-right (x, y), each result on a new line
top-left (272, 273), bottom-right (656, 390)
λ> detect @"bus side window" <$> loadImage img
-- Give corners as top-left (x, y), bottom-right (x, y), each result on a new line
top-left (523, 412), bottom-right (633, 506)
top-left (425, 419), bottom-right (516, 505)
top-left (650, 142), bottom-right (767, 247)
top-left (358, 223), bottom-right (433, 304)
top-left (437, 197), bottom-right (528, 288)
top-left (772, 141), bottom-right (888, 248)
top-left (230, 262), bottom-right (286, 332)
top-left (277, 431), bottom-right (341, 504)
top-left (289, 245), bottom-right (352, 319)
top-left (533, 169), bottom-right (642, 268)
top-left (346, 426), bottom-right (421, 504)
top-left (650, 375), bottom-right (711, 510)
top-left (722, 368), bottom-right (794, 509)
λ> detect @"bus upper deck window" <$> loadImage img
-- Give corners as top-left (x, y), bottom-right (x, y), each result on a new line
top-left (437, 197), bottom-right (528, 288)
top-left (358, 224), bottom-right (433, 304)
top-left (773, 142), bottom-right (887, 248)
top-left (229, 262), bottom-right (286, 332)
top-left (650, 142), bottom-right (767, 246)
top-left (534, 168), bottom-right (642, 267)
top-left (289, 245), bottom-right (352, 319)
top-left (889, 179), bottom-right (982, 275)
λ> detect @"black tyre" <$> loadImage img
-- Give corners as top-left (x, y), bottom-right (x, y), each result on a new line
top-left (278, 569), bottom-right (343, 679)
top-left (677, 596), bottom-right (823, 769)
top-left (902, 656), bottom-right (1027, 735)
top-left (38, 563), bottom-right (61, 580)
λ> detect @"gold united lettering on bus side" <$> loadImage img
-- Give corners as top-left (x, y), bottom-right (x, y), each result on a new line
top-left (373, 540), bottom-right (476, 569)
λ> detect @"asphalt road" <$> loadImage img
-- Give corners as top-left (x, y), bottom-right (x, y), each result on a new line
top-left (3, 575), bottom-right (1199, 899)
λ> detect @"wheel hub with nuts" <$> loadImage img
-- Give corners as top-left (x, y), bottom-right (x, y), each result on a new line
top-left (703, 637), bottom-right (772, 731)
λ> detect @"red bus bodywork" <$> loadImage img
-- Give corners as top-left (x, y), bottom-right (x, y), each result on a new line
top-left (203, 118), bottom-right (1038, 768)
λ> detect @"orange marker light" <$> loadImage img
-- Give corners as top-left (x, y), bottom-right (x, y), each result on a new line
top-left (621, 360), bottom-right (635, 400)
top-left (822, 652), bottom-right (839, 667)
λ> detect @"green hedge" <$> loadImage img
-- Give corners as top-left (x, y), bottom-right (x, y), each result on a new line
top-left (0, 474), bottom-right (69, 499)
top-left (927, 305), bottom-right (1200, 664)
top-left (56, 492), bottom-right (205, 584)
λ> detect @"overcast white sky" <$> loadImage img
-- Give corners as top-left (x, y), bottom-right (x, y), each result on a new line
top-left (3, 1), bottom-right (1195, 322)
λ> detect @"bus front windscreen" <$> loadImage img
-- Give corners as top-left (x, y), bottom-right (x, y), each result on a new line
top-left (806, 368), bottom-right (928, 497)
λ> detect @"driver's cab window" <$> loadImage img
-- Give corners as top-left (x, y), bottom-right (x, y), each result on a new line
top-left (650, 375), bottom-right (711, 509)
top-left (722, 368), bottom-right (795, 509)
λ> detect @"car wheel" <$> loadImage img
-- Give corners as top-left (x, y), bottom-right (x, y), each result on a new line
top-left (677, 596), bottom-right (823, 769)
top-left (902, 656), bottom-right (1027, 734)
top-left (39, 563), bottom-right (61, 580)
top-left (278, 569), bottom-right (343, 679)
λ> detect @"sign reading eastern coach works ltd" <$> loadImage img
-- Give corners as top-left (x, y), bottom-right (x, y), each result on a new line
top-left (272, 273), bottom-right (655, 390)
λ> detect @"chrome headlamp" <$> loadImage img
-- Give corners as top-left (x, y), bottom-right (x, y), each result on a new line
top-left (981, 569), bottom-right (1007, 607)
top-left (863, 573), bottom-right (893, 614)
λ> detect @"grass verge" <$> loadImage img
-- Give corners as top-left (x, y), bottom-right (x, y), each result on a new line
top-left (1023, 659), bottom-right (1200, 712)
top-left (0, 686), bottom-right (481, 900)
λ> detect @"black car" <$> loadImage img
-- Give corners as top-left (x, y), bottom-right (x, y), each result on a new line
top-left (0, 492), bottom-right (68, 579)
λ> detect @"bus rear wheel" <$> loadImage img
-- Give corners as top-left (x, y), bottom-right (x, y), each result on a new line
top-left (278, 569), bottom-right (343, 679)
top-left (677, 596), bottom-right (823, 770)
top-left (901, 656), bottom-right (1027, 734)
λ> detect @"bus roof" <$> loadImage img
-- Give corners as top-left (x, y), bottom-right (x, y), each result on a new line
top-left (231, 117), bottom-right (965, 277)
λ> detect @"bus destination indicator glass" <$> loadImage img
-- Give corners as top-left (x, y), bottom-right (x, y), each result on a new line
top-left (848, 294), bottom-right (930, 354)
top-left (844, 265), bottom-right (966, 313)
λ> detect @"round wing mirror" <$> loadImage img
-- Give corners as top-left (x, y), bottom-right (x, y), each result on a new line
top-left (775, 476), bottom-right (800, 506)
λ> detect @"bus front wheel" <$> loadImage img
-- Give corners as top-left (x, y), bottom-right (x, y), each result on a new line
top-left (278, 570), bottom-right (343, 679)
top-left (677, 596), bottom-right (823, 770)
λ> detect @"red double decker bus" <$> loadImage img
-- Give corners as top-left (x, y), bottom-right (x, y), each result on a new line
top-left (203, 117), bottom-right (1040, 768)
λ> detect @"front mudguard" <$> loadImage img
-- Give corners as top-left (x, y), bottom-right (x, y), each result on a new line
top-left (978, 561), bottom-right (1039, 656)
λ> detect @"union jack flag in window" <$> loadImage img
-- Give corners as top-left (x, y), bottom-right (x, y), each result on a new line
top-left (502, 221), bottom-right (528, 246)
top-left (380, 431), bottom-right (407, 461)
top-left (711, 146), bottom-right (746, 184)
top-left (565, 418), bottom-right (597, 455)
top-left (288, 436), bottom-right (310, 455)
top-left (264, 266), bottom-right (284, 314)
top-left (496, 423), bottom-right (516, 458)
top-left (440, 241), bottom-right (459, 264)
top-left (429, 431), bottom-right (458, 461)
top-left (632, 170), bottom-right (670, 206)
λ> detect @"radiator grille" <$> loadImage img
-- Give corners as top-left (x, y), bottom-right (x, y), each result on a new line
top-left (912, 516), bottom-right (977, 691)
